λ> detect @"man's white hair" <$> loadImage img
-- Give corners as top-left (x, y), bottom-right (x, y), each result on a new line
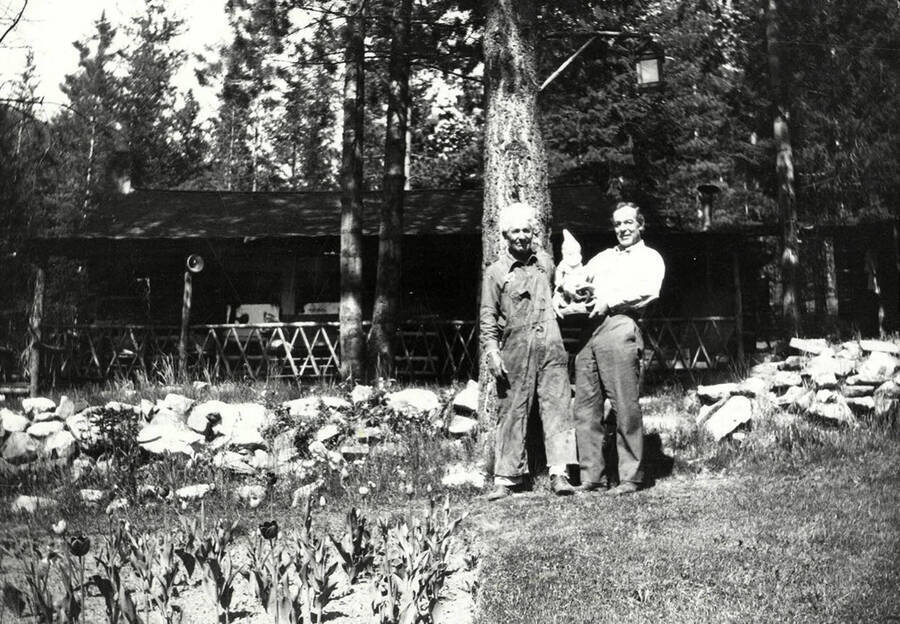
top-left (498, 201), bottom-right (537, 233)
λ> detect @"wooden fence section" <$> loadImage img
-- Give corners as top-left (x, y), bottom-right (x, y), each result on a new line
top-left (40, 316), bottom-right (737, 385)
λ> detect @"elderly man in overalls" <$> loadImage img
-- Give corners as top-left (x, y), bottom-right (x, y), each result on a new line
top-left (479, 202), bottom-right (577, 501)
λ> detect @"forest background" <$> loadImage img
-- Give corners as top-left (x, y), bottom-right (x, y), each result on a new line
top-left (0, 0), bottom-right (898, 373)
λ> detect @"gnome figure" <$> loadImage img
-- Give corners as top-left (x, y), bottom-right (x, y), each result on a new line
top-left (554, 229), bottom-right (595, 316)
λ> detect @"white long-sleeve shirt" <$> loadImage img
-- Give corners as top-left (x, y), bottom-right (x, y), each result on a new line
top-left (583, 240), bottom-right (665, 314)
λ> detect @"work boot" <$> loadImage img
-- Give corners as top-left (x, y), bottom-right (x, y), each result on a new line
top-left (608, 482), bottom-right (640, 496)
top-left (575, 479), bottom-right (609, 494)
top-left (550, 474), bottom-right (574, 496)
top-left (485, 485), bottom-right (513, 501)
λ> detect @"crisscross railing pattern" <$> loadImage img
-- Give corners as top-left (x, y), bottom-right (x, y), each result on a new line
top-left (39, 316), bottom-right (737, 385)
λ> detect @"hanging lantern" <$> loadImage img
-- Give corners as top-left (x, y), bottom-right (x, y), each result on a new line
top-left (635, 40), bottom-right (664, 89)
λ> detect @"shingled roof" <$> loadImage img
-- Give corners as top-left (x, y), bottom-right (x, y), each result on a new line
top-left (43, 185), bottom-right (659, 241)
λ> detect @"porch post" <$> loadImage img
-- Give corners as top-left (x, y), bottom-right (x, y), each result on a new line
top-left (28, 263), bottom-right (45, 397)
top-left (732, 249), bottom-right (745, 365)
top-left (179, 270), bottom-right (192, 378)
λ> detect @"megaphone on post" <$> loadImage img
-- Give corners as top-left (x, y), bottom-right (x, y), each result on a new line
top-left (186, 254), bottom-right (205, 273)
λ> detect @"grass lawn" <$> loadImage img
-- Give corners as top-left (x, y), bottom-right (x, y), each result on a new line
top-left (471, 441), bottom-right (900, 623)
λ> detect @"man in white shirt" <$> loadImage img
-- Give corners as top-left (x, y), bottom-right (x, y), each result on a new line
top-left (570, 202), bottom-right (665, 495)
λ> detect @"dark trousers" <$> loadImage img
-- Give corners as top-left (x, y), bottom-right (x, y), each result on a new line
top-left (573, 314), bottom-right (645, 485)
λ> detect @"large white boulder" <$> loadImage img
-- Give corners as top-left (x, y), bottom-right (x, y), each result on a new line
top-left (187, 400), bottom-right (231, 433)
top-left (21, 397), bottom-right (56, 416)
top-left (2, 431), bottom-right (40, 464)
top-left (137, 422), bottom-right (203, 457)
top-left (704, 396), bottom-right (753, 441)
top-left (43, 430), bottom-right (77, 459)
top-left (385, 388), bottom-right (441, 415)
top-left (0, 408), bottom-right (29, 433)
top-left (27, 420), bottom-right (65, 438)
top-left (158, 393), bottom-right (195, 416)
top-left (215, 403), bottom-right (269, 449)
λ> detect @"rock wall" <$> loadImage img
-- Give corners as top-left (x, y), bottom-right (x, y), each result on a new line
top-left (696, 338), bottom-right (900, 440)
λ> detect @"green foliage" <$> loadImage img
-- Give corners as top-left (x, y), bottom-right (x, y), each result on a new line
top-left (91, 406), bottom-right (144, 498)
top-left (91, 520), bottom-right (144, 624)
top-left (177, 518), bottom-right (242, 624)
top-left (1, 541), bottom-right (81, 624)
top-left (329, 506), bottom-right (376, 584)
top-left (372, 497), bottom-right (466, 624)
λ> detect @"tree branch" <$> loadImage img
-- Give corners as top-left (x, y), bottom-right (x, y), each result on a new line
top-left (0, 0), bottom-right (28, 47)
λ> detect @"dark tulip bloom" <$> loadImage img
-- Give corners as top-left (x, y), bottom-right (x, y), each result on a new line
top-left (68, 535), bottom-right (91, 557)
top-left (259, 521), bottom-right (279, 541)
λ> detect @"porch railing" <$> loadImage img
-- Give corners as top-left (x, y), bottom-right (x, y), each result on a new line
top-left (39, 316), bottom-right (737, 385)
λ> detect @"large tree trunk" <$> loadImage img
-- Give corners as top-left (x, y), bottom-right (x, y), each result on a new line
top-left (369, 0), bottom-right (412, 379)
top-left (478, 0), bottom-right (551, 475)
top-left (339, 0), bottom-right (366, 381)
top-left (28, 264), bottom-right (44, 397)
top-left (766, 0), bottom-right (800, 338)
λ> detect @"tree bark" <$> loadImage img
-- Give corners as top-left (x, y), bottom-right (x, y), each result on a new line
top-left (339, 0), bottom-right (366, 381)
top-left (370, 0), bottom-right (412, 379)
top-left (478, 0), bottom-right (551, 474)
top-left (28, 263), bottom-right (44, 397)
top-left (766, 0), bottom-right (800, 338)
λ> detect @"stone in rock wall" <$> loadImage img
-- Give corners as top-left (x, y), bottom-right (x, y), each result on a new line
top-left (158, 393), bottom-right (195, 416)
top-left (696, 383), bottom-right (738, 403)
top-left (772, 371), bottom-right (802, 388)
top-left (805, 354), bottom-right (855, 379)
top-left (0, 408), bottom-right (29, 433)
top-left (696, 397), bottom-right (727, 426)
top-left (859, 339), bottom-right (900, 355)
top-left (842, 384), bottom-right (876, 398)
top-left (856, 352), bottom-right (900, 384)
top-left (54, 396), bottom-right (76, 420)
top-left (775, 385), bottom-right (808, 408)
top-left (188, 400), bottom-right (231, 433)
top-left (2, 431), bottom-right (40, 464)
top-left (874, 381), bottom-right (900, 425)
top-left (846, 396), bottom-right (875, 415)
top-left (811, 371), bottom-right (839, 390)
top-left (704, 396), bottom-right (753, 441)
top-left (21, 397), bottom-right (56, 415)
top-left (43, 430), bottom-right (77, 459)
top-left (27, 420), bottom-right (65, 437)
top-left (735, 376), bottom-right (771, 398)
top-left (806, 393), bottom-right (857, 427)
top-left (789, 338), bottom-right (830, 355)
top-left (778, 356), bottom-right (805, 371)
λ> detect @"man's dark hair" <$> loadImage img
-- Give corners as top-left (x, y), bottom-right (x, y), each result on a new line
top-left (614, 201), bottom-right (645, 227)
